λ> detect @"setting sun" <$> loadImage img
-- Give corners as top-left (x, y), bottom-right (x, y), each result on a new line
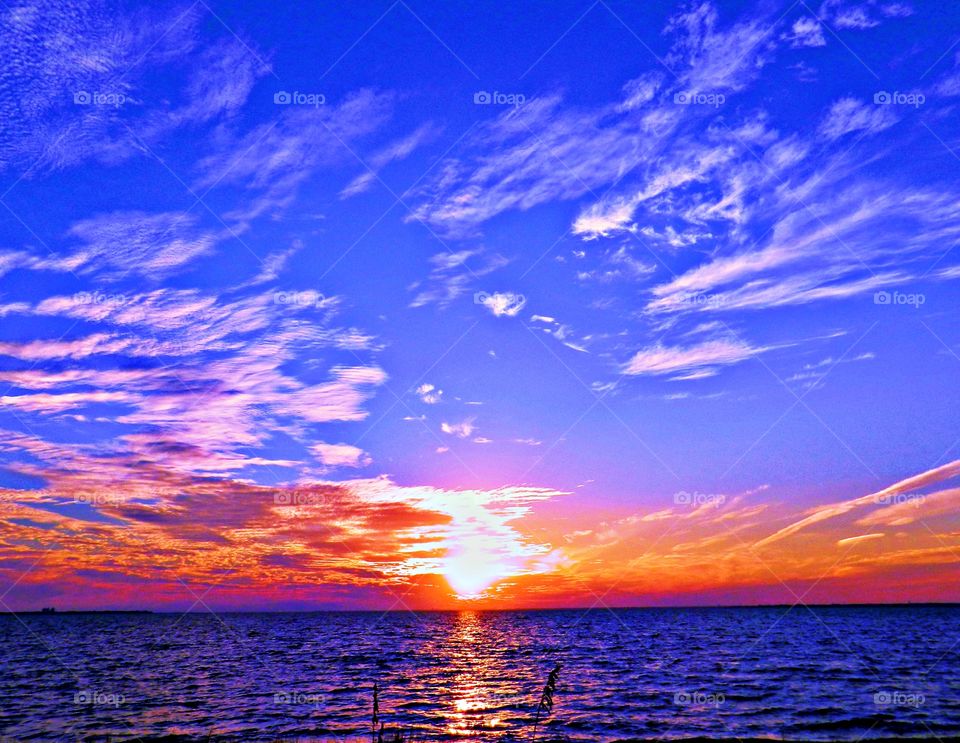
top-left (3, 0), bottom-right (960, 738)
top-left (443, 536), bottom-right (513, 598)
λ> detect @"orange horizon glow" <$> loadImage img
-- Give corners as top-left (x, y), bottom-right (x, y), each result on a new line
top-left (2, 457), bottom-right (959, 612)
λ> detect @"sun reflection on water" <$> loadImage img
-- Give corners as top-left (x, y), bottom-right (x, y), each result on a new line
top-left (443, 610), bottom-right (523, 737)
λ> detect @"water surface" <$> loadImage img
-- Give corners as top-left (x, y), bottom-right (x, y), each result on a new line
top-left (1, 606), bottom-right (958, 741)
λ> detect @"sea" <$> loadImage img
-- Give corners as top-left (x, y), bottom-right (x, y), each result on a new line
top-left (1, 605), bottom-right (958, 741)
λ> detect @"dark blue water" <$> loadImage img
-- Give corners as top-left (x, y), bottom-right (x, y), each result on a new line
top-left (1, 606), bottom-right (959, 741)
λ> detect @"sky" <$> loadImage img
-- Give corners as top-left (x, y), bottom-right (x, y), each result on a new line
top-left (0, 0), bottom-right (959, 611)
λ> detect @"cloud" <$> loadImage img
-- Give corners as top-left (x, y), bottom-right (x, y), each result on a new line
top-left (754, 460), bottom-right (960, 548)
top-left (573, 198), bottom-right (640, 239)
top-left (818, 97), bottom-right (897, 140)
top-left (477, 291), bottom-right (526, 317)
top-left (575, 245), bottom-right (655, 282)
top-left (0, 455), bottom-right (568, 606)
top-left (530, 315), bottom-right (590, 353)
top-left (0, 283), bottom-right (386, 477)
top-left (622, 337), bottom-right (767, 376)
top-left (312, 442), bottom-right (371, 468)
top-left (65, 211), bottom-right (219, 278)
top-left (409, 249), bottom-right (508, 308)
top-left (243, 241), bottom-right (304, 286)
top-left (340, 122), bottom-right (439, 198)
top-left (857, 488), bottom-right (960, 527)
top-left (441, 419), bottom-right (475, 438)
top-left (664, 1), bottom-right (777, 94)
top-left (193, 89), bottom-right (395, 224)
top-left (783, 17), bottom-right (827, 47)
top-left (0, 390), bottom-right (136, 413)
top-left (416, 383), bottom-right (443, 404)
top-left (0, 1), bottom-right (269, 174)
top-left (837, 533), bottom-right (885, 546)
top-left (820, 0), bottom-right (913, 30)
top-left (407, 94), bottom-right (654, 237)
top-left (645, 178), bottom-right (960, 316)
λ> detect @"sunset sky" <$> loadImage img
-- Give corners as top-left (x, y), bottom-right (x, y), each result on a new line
top-left (1, 0), bottom-right (959, 612)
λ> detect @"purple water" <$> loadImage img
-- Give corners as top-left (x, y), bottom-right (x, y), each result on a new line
top-left (1, 606), bottom-right (958, 741)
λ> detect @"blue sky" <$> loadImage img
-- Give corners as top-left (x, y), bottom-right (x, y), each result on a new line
top-left (1, 0), bottom-right (959, 609)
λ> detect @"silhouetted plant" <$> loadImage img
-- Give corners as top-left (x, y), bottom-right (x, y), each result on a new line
top-left (371, 681), bottom-right (412, 742)
top-left (532, 662), bottom-right (562, 740)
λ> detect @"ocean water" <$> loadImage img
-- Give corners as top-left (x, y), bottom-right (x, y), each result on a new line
top-left (1, 606), bottom-right (959, 741)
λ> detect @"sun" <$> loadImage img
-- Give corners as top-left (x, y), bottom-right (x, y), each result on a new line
top-left (443, 536), bottom-right (511, 599)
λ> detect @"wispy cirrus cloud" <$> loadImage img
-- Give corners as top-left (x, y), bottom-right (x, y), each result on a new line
top-left (408, 3), bottom-right (781, 239)
top-left (818, 97), bottom-right (898, 140)
top-left (409, 249), bottom-right (508, 308)
top-left (0, 0), bottom-right (269, 174)
top-left (621, 337), bottom-right (768, 376)
top-left (820, 0), bottom-right (913, 30)
top-left (194, 89), bottom-right (395, 224)
top-left (0, 282), bottom-right (385, 476)
top-left (65, 211), bottom-right (219, 278)
top-left (754, 460), bottom-right (960, 548)
top-left (340, 122), bottom-right (440, 199)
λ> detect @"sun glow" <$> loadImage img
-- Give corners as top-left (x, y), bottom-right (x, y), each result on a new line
top-left (443, 537), bottom-right (511, 598)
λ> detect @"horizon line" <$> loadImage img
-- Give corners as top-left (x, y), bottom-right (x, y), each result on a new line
top-left (7, 600), bottom-right (960, 615)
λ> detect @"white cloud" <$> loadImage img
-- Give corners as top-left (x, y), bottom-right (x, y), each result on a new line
top-left (818, 97), bottom-right (897, 140)
top-left (837, 533), bottom-right (884, 546)
top-left (441, 419), bottom-right (476, 438)
top-left (312, 442), bottom-right (371, 468)
top-left (416, 383), bottom-right (443, 404)
top-left (0, 5), bottom-right (269, 175)
top-left (410, 250), bottom-right (508, 309)
top-left (477, 291), bottom-right (526, 317)
top-left (340, 123), bottom-right (438, 198)
top-left (783, 17), bottom-right (826, 47)
top-left (622, 337), bottom-right (768, 376)
top-left (66, 211), bottom-right (218, 278)
top-left (194, 89), bottom-right (395, 224)
top-left (821, 1), bottom-right (912, 30)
